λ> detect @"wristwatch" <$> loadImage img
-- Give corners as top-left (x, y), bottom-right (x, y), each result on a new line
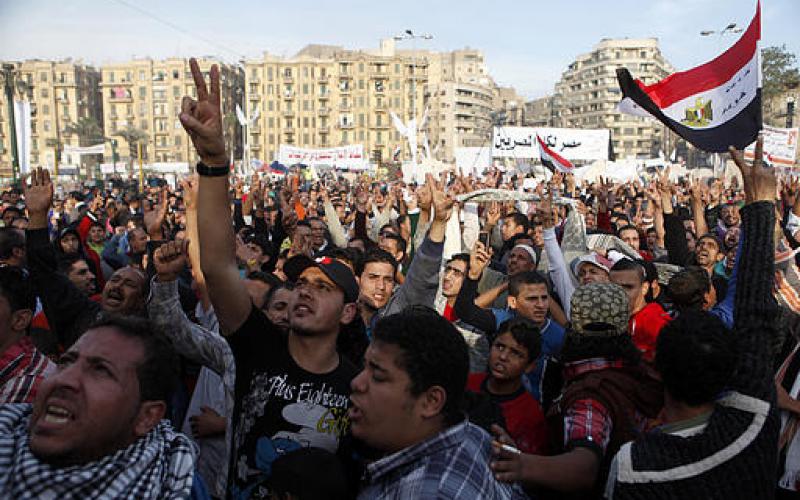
top-left (196, 161), bottom-right (229, 177)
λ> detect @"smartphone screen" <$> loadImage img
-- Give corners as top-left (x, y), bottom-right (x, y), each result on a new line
top-left (479, 231), bottom-right (490, 248)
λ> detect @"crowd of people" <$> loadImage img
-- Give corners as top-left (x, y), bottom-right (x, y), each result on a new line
top-left (0, 58), bottom-right (797, 499)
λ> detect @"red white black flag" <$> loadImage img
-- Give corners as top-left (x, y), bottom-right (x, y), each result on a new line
top-left (616, 2), bottom-right (761, 152)
top-left (536, 135), bottom-right (574, 173)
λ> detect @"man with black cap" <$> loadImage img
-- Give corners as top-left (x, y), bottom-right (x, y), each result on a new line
top-left (182, 58), bottom-right (360, 498)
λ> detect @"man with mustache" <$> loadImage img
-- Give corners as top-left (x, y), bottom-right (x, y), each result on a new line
top-left (0, 315), bottom-right (198, 498)
top-left (23, 168), bottom-right (148, 354)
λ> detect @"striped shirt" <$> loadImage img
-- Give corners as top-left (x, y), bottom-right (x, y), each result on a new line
top-left (0, 336), bottom-right (54, 404)
top-left (358, 421), bottom-right (528, 499)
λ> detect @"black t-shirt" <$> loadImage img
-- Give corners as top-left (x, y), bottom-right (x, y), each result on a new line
top-left (228, 306), bottom-right (358, 499)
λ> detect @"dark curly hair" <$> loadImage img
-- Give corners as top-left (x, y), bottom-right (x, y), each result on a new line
top-left (89, 314), bottom-right (179, 403)
top-left (656, 310), bottom-right (734, 406)
top-left (373, 306), bottom-right (469, 426)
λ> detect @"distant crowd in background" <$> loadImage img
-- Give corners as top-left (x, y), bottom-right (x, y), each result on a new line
top-left (0, 60), bottom-right (797, 500)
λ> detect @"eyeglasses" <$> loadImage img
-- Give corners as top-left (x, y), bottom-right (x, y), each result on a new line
top-left (444, 265), bottom-right (465, 278)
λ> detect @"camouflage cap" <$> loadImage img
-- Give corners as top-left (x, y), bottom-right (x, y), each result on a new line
top-left (569, 282), bottom-right (629, 337)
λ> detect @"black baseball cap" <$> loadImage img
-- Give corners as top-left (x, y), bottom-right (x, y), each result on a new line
top-left (284, 255), bottom-right (359, 303)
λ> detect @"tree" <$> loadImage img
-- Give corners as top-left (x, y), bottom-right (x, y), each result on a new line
top-left (762, 45), bottom-right (800, 102)
top-left (115, 126), bottom-right (149, 171)
top-left (64, 117), bottom-right (104, 146)
top-left (63, 117), bottom-right (105, 179)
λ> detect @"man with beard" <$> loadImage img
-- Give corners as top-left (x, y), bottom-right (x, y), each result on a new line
top-left (491, 283), bottom-right (662, 497)
top-left (0, 315), bottom-right (198, 498)
top-left (183, 59), bottom-right (360, 498)
top-left (22, 168), bottom-right (148, 354)
top-left (57, 254), bottom-right (97, 297)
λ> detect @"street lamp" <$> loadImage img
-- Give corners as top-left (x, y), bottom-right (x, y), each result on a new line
top-left (1, 64), bottom-right (30, 184)
top-left (393, 30), bottom-right (433, 160)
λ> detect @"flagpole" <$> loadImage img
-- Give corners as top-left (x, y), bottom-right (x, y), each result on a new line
top-left (138, 142), bottom-right (144, 191)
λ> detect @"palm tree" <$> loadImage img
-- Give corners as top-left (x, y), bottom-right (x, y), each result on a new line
top-left (115, 126), bottom-right (149, 173)
top-left (64, 117), bottom-right (104, 178)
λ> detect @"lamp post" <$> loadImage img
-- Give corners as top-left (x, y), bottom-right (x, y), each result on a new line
top-left (1, 64), bottom-right (29, 184)
top-left (393, 30), bottom-right (433, 163)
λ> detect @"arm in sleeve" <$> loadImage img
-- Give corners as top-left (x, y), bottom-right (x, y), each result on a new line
top-left (710, 235), bottom-right (741, 329)
top-left (461, 203), bottom-right (480, 254)
top-left (148, 278), bottom-right (232, 377)
top-left (544, 227), bottom-right (576, 318)
top-left (443, 209), bottom-right (462, 260)
top-left (663, 212), bottom-right (691, 266)
top-left (354, 210), bottom-right (369, 243)
top-left (323, 200), bottom-right (348, 248)
top-left (730, 201), bottom-right (779, 398)
top-left (453, 275), bottom-right (498, 335)
top-left (382, 236), bottom-right (444, 316)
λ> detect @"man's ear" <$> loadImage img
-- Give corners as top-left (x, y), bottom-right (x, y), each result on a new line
top-left (640, 281), bottom-right (650, 300)
top-left (340, 302), bottom-right (357, 326)
top-left (507, 295), bottom-right (517, 310)
top-left (133, 401), bottom-right (166, 437)
top-left (10, 309), bottom-right (32, 332)
top-left (418, 385), bottom-right (447, 420)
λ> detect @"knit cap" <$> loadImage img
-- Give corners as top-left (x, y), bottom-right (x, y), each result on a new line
top-left (569, 282), bottom-right (629, 337)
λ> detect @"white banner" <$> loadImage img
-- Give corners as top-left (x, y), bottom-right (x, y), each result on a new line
top-left (492, 126), bottom-right (609, 161)
top-left (13, 100), bottom-right (31, 175)
top-left (744, 125), bottom-right (798, 166)
top-left (100, 163), bottom-right (129, 174)
top-left (63, 143), bottom-right (105, 155)
top-left (454, 147), bottom-right (491, 177)
top-left (278, 144), bottom-right (366, 170)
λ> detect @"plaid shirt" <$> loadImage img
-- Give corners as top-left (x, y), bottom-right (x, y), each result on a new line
top-left (358, 421), bottom-right (528, 499)
top-left (0, 336), bottom-right (54, 404)
top-left (561, 357), bottom-right (626, 455)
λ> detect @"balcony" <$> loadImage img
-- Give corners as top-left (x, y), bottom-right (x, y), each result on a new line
top-left (318, 75), bottom-right (329, 83)
top-left (371, 122), bottom-right (390, 129)
top-left (319, 126), bottom-right (329, 134)
top-left (318, 108), bottom-right (330, 116)
top-left (370, 71), bottom-right (389, 79)
top-left (339, 103), bottom-right (351, 111)
top-left (283, 92), bottom-right (295, 100)
top-left (338, 122), bottom-right (354, 129)
top-left (249, 93), bottom-right (260, 101)
top-left (318, 92), bottom-right (330, 100)
top-left (282, 74), bottom-right (294, 83)
top-left (282, 109), bottom-right (295, 117)
top-left (109, 94), bottom-right (132, 103)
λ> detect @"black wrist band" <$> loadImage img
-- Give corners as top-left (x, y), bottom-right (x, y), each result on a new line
top-left (196, 161), bottom-right (229, 177)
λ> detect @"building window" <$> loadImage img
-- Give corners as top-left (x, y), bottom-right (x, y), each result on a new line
top-left (139, 87), bottom-right (146, 98)
top-left (303, 84), bottom-right (309, 95)
top-left (303, 133), bottom-right (310, 143)
top-left (359, 79), bottom-right (365, 90)
top-left (40, 72), bottom-right (48, 82)
top-left (175, 135), bottom-right (181, 146)
top-left (42, 104), bottom-right (49, 115)
top-left (342, 131), bottom-right (348, 142)
top-left (141, 120), bottom-right (148, 129)
top-left (268, 117), bottom-right (274, 127)
top-left (139, 70), bottom-right (146, 81)
top-left (303, 67), bottom-right (309, 78)
top-left (267, 67), bottom-right (273, 81)
top-left (285, 118), bottom-right (293, 128)
top-left (284, 68), bottom-right (292, 78)
top-left (395, 63), bottom-right (400, 73)
top-left (358, 63), bottom-right (364, 73)
top-left (359, 114), bottom-right (365, 127)
top-left (269, 134), bottom-right (275, 145)
top-left (268, 101), bottom-right (274, 111)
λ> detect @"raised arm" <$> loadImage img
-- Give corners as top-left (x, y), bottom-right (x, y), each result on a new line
top-left (728, 136), bottom-right (779, 399)
top-left (453, 241), bottom-right (499, 335)
top-left (179, 58), bottom-right (250, 334)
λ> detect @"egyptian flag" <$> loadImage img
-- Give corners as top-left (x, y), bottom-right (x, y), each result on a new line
top-left (536, 135), bottom-right (574, 173)
top-left (616, 2), bottom-right (761, 152)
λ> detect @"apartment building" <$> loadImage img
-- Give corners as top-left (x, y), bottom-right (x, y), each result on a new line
top-left (0, 59), bottom-right (102, 179)
top-left (100, 58), bottom-right (242, 167)
top-left (244, 39), bottom-right (427, 164)
top-left (553, 38), bottom-right (674, 159)
top-left (426, 49), bottom-right (497, 163)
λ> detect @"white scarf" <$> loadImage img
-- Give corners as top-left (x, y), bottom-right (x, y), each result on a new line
top-left (0, 404), bottom-right (196, 499)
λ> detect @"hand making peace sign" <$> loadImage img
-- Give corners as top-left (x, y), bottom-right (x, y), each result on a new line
top-left (179, 58), bottom-right (228, 167)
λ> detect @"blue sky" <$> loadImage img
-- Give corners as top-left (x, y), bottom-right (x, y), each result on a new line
top-left (0, 0), bottom-right (796, 99)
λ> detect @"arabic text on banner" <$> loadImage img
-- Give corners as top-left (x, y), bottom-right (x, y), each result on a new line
top-left (743, 125), bottom-right (798, 166)
top-left (278, 144), bottom-right (366, 170)
top-left (492, 126), bottom-right (609, 161)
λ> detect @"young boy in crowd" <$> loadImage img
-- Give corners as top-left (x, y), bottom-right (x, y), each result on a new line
top-left (467, 317), bottom-right (548, 455)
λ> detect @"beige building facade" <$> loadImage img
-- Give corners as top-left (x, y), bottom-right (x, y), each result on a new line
top-left (553, 38), bottom-right (674, 159)
top-left (0, 59), bottom-right (102, 179)
top-left (100, 58), bottom-right (242, 169)
top-left (426, 49), bottom-right (497, 163)
top-left (244, 39), bottom-right (427, 165)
